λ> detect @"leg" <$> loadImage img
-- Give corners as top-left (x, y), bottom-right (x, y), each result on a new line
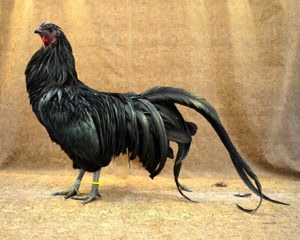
top-left (52, 169), bottom-right (86, 199)
top-left (72, 170), bottom-right (101, 205)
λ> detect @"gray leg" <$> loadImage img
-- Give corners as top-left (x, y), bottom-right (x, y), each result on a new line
top-left (72, 170), bottom-right (101, 205)
top-left (52, 169), bottom-right (86, 199)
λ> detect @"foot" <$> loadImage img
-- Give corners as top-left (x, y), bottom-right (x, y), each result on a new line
top-left (52, 187), bottom-right (80, 199)
top-left (71, 192), bottom-right (101, 205)
top-left (52, 169), bottom-right (85, 200)
top-left (71, 170), bottom-right (102, 205)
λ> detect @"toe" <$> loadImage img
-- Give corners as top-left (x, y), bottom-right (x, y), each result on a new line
top-left (81, 194), bottom-right (100, 205)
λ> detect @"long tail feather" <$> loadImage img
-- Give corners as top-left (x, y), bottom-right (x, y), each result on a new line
top-left (137, 99), bottom-right (169, 178)
top-left (142, 87), bottom-right (289, 213)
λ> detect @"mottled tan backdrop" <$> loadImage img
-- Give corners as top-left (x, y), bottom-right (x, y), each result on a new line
top-left (0, 0), bottom-right (299, 177)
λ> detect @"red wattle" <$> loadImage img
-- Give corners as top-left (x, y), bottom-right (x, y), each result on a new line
top-left (42, 35), bottom-right (48, 43)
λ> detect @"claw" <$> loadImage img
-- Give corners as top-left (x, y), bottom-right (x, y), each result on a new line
top-left (52, 188), bottom-right (80, 199)
top-left (72, 192), bottom-right (101, 205)
top-left (52, 191), bottom-right (70, 196)
top-left (65, 188), bottom-right (81, 199)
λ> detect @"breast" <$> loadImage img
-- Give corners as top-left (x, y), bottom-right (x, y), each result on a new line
top-left (37, 92), bottom-right (101, 170)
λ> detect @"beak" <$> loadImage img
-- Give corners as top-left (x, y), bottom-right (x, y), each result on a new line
top-left (34, 28), bottom-right (44, 35)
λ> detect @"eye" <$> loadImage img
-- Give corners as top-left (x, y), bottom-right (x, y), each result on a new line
top-left (48, 28), bottom-right (53, 33)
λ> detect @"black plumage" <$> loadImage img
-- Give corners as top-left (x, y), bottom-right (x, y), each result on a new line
top-left (25, 22), bottom-right (288, 212)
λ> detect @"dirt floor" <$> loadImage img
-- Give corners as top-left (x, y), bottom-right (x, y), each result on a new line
top-left (0, 170), bottom-right (299, 240)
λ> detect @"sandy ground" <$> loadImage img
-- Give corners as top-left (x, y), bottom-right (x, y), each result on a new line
top-left (0, 171), bottom-right (299, 240)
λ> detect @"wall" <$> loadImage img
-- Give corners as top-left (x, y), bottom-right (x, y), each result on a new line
top-left (0, 0), bottom-right (299, 177)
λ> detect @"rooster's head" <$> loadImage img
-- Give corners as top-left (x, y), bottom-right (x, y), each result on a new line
top-left (34, 22), bottom-right (62, 48)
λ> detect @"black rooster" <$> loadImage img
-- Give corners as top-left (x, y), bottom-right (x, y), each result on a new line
top-left (25, 22), bottom-right (287, 212)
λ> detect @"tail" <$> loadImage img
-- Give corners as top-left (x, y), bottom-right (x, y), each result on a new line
top-left (142, 87), bottom-right (289, 213)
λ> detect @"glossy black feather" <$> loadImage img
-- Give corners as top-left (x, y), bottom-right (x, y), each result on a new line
top-left (25, 23), bottom-right (288, 212)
